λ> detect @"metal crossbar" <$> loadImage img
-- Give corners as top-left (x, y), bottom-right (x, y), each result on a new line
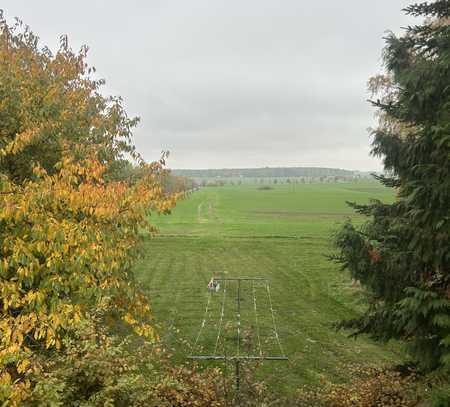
top-left (213, 277), bottom-right (267, 281)
top-left (188, 355), bottom-right (288, 361)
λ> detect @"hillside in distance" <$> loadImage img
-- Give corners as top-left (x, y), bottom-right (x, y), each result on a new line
top-left (172, 166), bottom-right (372, 179)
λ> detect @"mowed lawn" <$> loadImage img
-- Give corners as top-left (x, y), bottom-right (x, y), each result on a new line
top-left (134, 182), bottom-right (403, 395)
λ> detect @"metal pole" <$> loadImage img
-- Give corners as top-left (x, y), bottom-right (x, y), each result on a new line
top-left (236, 280), bottom-right (241, 406)
top-left (235, 359), bottom-right (240, 407)
top-left (237, 279), bottom-right (241, 355)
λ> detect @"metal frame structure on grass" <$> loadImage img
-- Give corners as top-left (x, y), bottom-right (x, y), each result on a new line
top-left (188, 277), bottom-right (288, 406)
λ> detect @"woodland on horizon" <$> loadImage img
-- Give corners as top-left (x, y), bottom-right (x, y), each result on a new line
top-left (172, 166), bottom-right (369, 179)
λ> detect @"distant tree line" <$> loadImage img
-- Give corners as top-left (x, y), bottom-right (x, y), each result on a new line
top-left (172, 166), bottom-right (369, 179)
top-left (194, 174), bottom-right (371, 187)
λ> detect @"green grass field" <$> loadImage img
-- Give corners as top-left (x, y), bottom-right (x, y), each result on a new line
top-left (134, 182), bottom-right (403, 396)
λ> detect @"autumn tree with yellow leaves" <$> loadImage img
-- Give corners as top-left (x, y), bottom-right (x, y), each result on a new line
top-left (0, 13), bottom-right (227, 406)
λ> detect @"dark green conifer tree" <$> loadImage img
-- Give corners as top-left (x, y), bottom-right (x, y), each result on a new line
top-left (333, 1), bottom-right (450, 372)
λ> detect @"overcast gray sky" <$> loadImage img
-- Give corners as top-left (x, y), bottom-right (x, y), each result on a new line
top-left (2, 1), bottom-right (415, 171)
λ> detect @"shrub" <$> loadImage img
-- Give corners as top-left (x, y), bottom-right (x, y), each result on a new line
top-left (296, 365), bottom-right (420, 407)
top-left (25, 323), bottom-right (227, 406)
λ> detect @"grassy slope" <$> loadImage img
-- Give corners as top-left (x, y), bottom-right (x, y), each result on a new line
top-left (134, 182), bottom-right (403, 395)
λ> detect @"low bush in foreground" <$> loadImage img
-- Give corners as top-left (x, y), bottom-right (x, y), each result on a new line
top-left (26, 325), bottom-right (226, 406)
top-left (295, 364), bottom-right (450, 407)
